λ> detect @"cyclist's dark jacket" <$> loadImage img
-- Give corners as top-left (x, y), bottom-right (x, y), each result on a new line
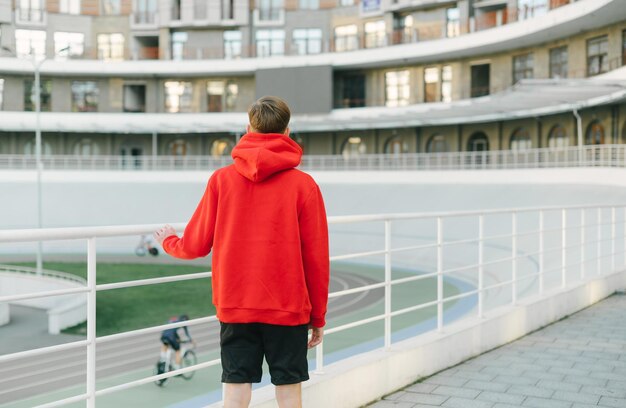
top-left (161, 316), bottom-right (192, 341)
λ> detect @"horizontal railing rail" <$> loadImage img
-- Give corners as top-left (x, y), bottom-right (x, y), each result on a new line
top-left (0, 201), bottom-right (625, 407)
top-left (1, 144), bottom-right (626, 172)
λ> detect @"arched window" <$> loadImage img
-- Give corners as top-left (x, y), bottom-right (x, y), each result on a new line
top-left (510, 128), bottom-right (532, 150)
top-left (467, 132), bottom-right (489, 152)
top-left (73, 138), bottom-right (101, 156)
top-left (585, 121), bottom-right (605, 145)
top-left (384, 136), bottom-right (408, 154)
top-left (426, 134), bottom-right (449, 153)
top-left (547, 125), bottom-right (569, 148)
top-left (168, 139), bottom-right (190, 156)
top-left (210, 138), bottom-right (235, 157)
top-left (341, 136), bottom-right (366, 159)
top-left (23, 139), bottom-right (53, 155)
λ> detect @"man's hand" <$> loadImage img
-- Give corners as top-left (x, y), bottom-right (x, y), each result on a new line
top-left (307, 325), bottom-right (324, 349)
top-left (154, 224), bottom-right (177, 245)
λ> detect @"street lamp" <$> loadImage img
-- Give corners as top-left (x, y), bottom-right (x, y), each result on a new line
top-left (2, 45), bottom-right (69, 274)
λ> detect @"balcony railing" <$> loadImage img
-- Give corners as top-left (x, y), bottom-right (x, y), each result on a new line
top-left (1, 145), bottom-right (625, 172)
top-left (1, 201), bottom-right (624, 406)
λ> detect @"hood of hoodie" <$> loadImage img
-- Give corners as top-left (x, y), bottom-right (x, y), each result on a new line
top-left (231, 132), bottom-right (303, 182)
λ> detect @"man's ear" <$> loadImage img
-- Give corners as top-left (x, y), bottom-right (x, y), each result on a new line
top-left (284, 127), bottom-right (290, 137)
top-left (246, 124), bottom-right (251, 133)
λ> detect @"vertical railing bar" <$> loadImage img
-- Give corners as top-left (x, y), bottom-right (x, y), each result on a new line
top-left (384, 220), bottom-right (392, 350)
top-left (539, 210), bottom-right (544, 294)
top-left (315, 340), bottom-right (324, 374)
top-left (581, 209), bottom-right (585, 280)
top-left (597, 208), bottom-right (602, 275)
top-left (512, 212), bottom-right (517, 305)
top-left (561, 208), bottom-right (567, 288)
top-left (86, 237), bottom-right (97, 408)
top-left (478, 214), bottom-right (484, 318)
top-left (437, 217), bottom-right (443, 332)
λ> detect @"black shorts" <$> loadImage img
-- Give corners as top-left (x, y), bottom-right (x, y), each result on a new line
top-left (161, 335), bottom-right (180, 351)
top-left (220, 322), bottom-right (309, 386)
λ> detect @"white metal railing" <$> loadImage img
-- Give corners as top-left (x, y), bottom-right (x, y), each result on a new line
top-left (0, 203), bottom-right (625, 407)
top-left (0, 264), bottom-right (87, 286)
top-left (1, 145), bottom-right (626, 172)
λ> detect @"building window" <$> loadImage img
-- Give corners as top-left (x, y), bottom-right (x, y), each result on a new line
top-left (24, 139), bottom-right (53, 155)
top-left (0, 79), bottom-right (4, 110)
top-left (385, 70), bottom-right (410, 107)
top-left (471, 64), bottom-right (490, 98)
top-left (15, 29), bottom-right (46, 59)
top-left (517, 0), bottom-right (548, 20)
top-left (393, 15), bottom-right (414, 45)
top-left (73, 139), bottom-right (101, 156)
top-left (292, 28), bottom-right (322, 55)
top-left (467, 132), bottom-right (489, 152)
top-left (334, 25), bottom-right (358, 52)
top-left (513, 53), bottom-right (534, 84)
top-left (446, 8), bottom-right (460, 38)
top-left (548, 125), bottom-right (568, 148)
top-left (24, 78), bottom-right (52, 111)
top-left (299, 0), bottom-right (318, 9)
top-left (258, 0), bottom-right (282, 21)
top-left (207, 80), bottom-right (238, 112)
top-left (364, 20), bottom-right (386, 48)
top-left (169, 139), bottom-right (190, 156)
top-left (172, 32), bottom-right (188, 61)
top-left (361, 0), bottom-right (379, 12)
top-left (60, 0), bottom-right (80, 14)
top-left (223, 31), bottom-right (242, 59)
top-left (164, 81), bottom-right (192, 113)
top-left (587, 35), bottom-right (609, 76)
top-left (586, 121), bottom-right (605, 145)
top-left (336, 74), bottom-right (365, 108)
top-left (97, 33), bottom-right (124, 61)
top-left (510, 128), bottom-right (532, 150)
top-left (622, 30), bottom-right (626, 66)
top-left (424, 67), bottom-right (439, 103)
top-left (256, 29), bottom-right (285, 58)
top-left (171, 0), bottom-right (181, 20)
top-left (341, 136), bottom-right (366, 158)
top-left (17, 0), bottom-right (44, 22)
top-left (549, 46), bottom-right (568, 79)
top-left (135, 0), bottom-right (157, 24)
top-left (123, 84), bottom-right (146, 112)
top-left (222, 0), bottom-right (234, 19)
top-left (441, 65), bottom-right (452, 102)
top-left (102, 0), bottom-right (121, 14)
top-left (211, 138), bottom-right (235, 157)
top-left (71, 81), bottom-right (99, 112)
top-left (54, 32), bottom-right (84, 60)
top-left (383, 136), bottom-right (407, 154)
top-left (427, 135), bottom-right (449, 153)
top-left (339, 0), bottom-right (353, 5)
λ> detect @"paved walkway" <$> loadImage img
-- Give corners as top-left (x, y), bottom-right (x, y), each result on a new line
top-left (369, 293), bottom-right (626, 408)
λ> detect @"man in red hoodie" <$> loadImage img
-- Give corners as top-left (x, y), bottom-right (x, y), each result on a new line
top-left (154, 96), bottom-right (329, 408)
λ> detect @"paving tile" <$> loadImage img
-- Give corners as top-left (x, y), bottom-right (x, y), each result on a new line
top-left (432, 385), bottom-right (480, 399)
top-left (522, 396), bottom-right (573, 408)
top-left (507, 385), bottom-right (555, 399)
top-left (422, 375), bottom-right (468, 387)
top-left (598, 396), bottom-right (626, 407)
top-left (405, 383), bottom-right (438, 394)
top-left (522, 371), bottom-right (565, 381)
top-left (464, 380), bottom-right (509, 393)
top-left (580, 385), bottom-right (626, 398)
top-left (547, 367), bottom-right (591, 377)
top-left (442, 397), bottom-right (495, 408)
top-left (384, 391), bottom-right (407, 401)
top-left (492, 375), bottom-right (538, 386)
top-left (453, 370), bottom-right (496, 381)
top-left (550, 391), bottom-right (600, 405)
top-left (369, 401), bottom-right (416, 408)
top-left (562, 374), bottom-right (608, 387)
top-left (476, 391), bottom-right (525, 405)
top-left (397, 392), bottom-right (448, 405)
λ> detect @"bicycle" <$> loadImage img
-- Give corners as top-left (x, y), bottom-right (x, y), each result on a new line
top-left (136, 235), bottom-right (159, 257)
top-left (154, 340), bottom-right (197, 386)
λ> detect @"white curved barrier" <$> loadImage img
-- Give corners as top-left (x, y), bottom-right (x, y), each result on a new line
top-left (0, 265), bottom-right (87, 334)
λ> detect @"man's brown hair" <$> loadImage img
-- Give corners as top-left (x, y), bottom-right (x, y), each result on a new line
top-left (248, 96), bottom-right (291, 134)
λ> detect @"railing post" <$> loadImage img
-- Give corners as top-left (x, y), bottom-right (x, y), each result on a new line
top-left (539, 210), bottom-right (544, 294)
top-left (581, 209), bottom-right (585, 280)
top-left (315, 340), bottom-right (324, 374)
top-left (611, 207), bottom-right (616, 272)
top-left (512, 212), bottom-right (517, 304)
top-left (86, 237), bottom-right (97, 408)
top-left (597, 208), bottom-right (602, 275)
top-left (437, 217), bottom-right (443, 332)
top-left (561, 209), bottom-right (567, 288)
top-left (624, 207), bottom-right (626, 266)
top-left (384, 220), bottom-right (392, 350)
top-left (478, 214), bottom-right (484, 318)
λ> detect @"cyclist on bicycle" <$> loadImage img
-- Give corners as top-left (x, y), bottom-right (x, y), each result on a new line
top-left (160, 314), bottom-right (195, 370)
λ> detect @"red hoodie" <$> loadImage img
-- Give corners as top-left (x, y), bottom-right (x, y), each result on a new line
top-left (163, 132), bottom-right (329, 328)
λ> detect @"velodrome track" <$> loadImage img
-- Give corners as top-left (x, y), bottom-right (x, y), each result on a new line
top-left (0, 270), bottom-right (383, 405)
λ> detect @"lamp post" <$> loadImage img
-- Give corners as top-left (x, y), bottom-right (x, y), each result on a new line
top-left (2, 45), bottom-right (69, 274)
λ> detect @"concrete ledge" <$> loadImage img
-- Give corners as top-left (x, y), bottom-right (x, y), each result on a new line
top-left (0, 303), bottom-right (8, 326)
top-left (216, 269), bottom-right (626, 408)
